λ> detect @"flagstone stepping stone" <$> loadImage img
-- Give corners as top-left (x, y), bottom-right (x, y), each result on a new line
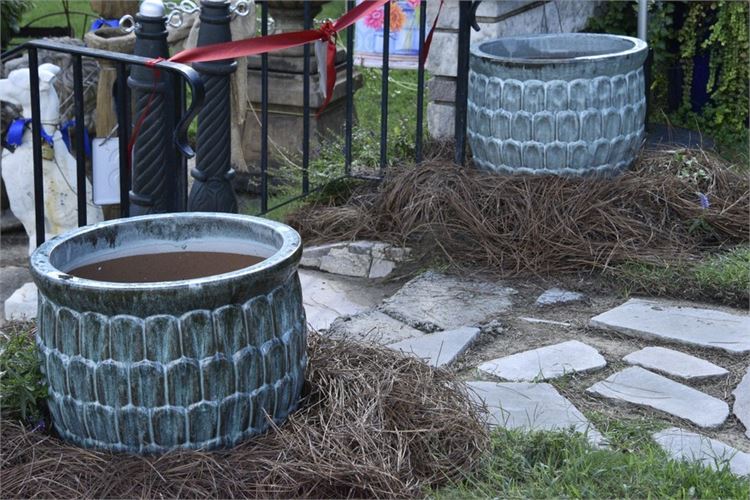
top-left (478, 340), bottom-right (606, 382)
top-left (299, 270), bottom-right (395, 331)
top-left (467, 381), bottom-right (605, 446)
top-left (623, 347), bottom-right (728, 382)
top-left (302, 241), bottom-right (412, 279)
top-left (732, 367), bottom-right (750, 439)
top-left (388, 326), bottom-right (480, 367)
top-left (653, 427), bottom-right (750, 477)
top-left (589, 298), bottom-right (750, 354)
top-left (587, 366), bottom-right (729, 428)
top-left (380, 271), bottom-right (517, 332)
top-left (535, 288), bottom-right (586, 307)
top-left (328, 310), bottom-right (425, 345)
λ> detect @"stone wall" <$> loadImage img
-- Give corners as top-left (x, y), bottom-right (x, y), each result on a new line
top-left (426, 0), bottom-right (598, 139)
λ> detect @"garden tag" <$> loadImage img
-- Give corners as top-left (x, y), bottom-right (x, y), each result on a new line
top-left (92, 137), bottom-right (120, 205)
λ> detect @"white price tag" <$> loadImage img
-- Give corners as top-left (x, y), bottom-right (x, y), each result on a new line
top-left (92, 138), bottom-right (120, 205)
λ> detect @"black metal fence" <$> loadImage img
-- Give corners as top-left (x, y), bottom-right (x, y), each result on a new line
top-left (0, 0), bottom-right (477, 247)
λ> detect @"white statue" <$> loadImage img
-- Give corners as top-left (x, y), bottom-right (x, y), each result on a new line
top-left (1, 63), bottom-right (103, 254)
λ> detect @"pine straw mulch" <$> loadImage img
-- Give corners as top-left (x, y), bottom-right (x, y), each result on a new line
top-left (0, 334), bottom-right (488, 499)
top-left (288, 148), bottom-right (749, 274)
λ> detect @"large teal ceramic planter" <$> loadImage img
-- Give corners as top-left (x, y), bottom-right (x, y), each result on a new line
top-left (29, 213), bottom-right (306, 454)
top-left (468, 34), bottom-right (648, 176)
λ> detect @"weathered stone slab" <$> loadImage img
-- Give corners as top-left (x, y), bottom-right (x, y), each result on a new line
top-left (535, 288), bottom-right (586, 307)
top-left (732, 368), bottom-right (750, 439)
top-left (388, 326), bottom-right (480, 368)
top-left (478, 340), bottom-right (606, 382)
top-left (380, 271), bottom-right (516, 332)
top-left (328, 310), bottom-right (425, 345)
top-left (4, 282), bottom-right (37, 322)
top-left (319, 247), bottom-right (371, 278)
top-left (301, 241), bottom-right (410, 279)
top-left (589, 299), bottom-right (750, 354)
top-left (468, 381), bottom-right (604, 446)
top-left (299, 270), bottom-right (391, 331)
top-left (623, 347), bottom-right (728, 381)
top-left (300, 243), bottom-right (346, 268)
top-left (587, 366), bottom-right (729, 428)
top-left (653, 427), bottom-right (750, 477)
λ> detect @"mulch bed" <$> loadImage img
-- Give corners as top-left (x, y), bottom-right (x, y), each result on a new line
top-left (288, 147), bottom-right (749, 274)
top-left (1, 335), bottom-right (488, 498)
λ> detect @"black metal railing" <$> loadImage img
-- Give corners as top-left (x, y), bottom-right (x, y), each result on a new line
top-left (1, 0), bottom-right (478, 246)
top-left (1, 39), bottom-right (204, 247)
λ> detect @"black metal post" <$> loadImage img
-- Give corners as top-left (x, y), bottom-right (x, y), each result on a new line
top-left (128, 9), bottom-right (176, 215)
top-left (116, 62), bottom-right (131, 218)
top-left (415, 0), bottom-right (427, 164)
top-left (28, 48), bottom-right (45, 247)
top-left (260, 1), bottom-right (268, 213)
top-left (379, 2), bottom-right (390, 173)
top-left (345, 0), bottom-right (355, 174)
top-left (189, 0), bottom-right (238, 213)
top-left (73, 54), bottom-right (87, 226)
top-left (454, 1), bottom-right (472, 166)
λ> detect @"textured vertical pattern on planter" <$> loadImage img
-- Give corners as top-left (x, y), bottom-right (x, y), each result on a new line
top-left (467, 35), bottom-right (647, 176)
top-left (35, 272), bottom-right (307, 454)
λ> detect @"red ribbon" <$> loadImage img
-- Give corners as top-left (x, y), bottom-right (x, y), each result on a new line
top-left (169, 0), bottom-right (389, 117)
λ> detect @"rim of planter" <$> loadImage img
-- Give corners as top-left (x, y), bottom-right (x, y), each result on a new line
top-left (30, 212), bottom-right (302, 317)
top-left (472, 33), bottom-right (648, 65)
top-left (470, 33), bottom-right (648, 79)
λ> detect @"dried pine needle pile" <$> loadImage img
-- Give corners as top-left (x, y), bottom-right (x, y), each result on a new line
top-left (289, 148), bottom-right (749, 273)
top-left (1, 335), bottom-right (488, 498)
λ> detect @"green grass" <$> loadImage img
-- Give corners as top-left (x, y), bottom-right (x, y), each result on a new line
top-left (9, 0), bottom-right (96, 44)
top-left (433, 423), bottom-right (749, 499)
top-left (611, 245), bottom-right (750, 308)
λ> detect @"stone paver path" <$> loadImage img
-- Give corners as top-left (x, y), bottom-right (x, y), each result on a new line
top-left (388, 326), bottom-right (480, 368)
top-left (4, 282), bottom-right (37, 322)
top-left (467, 381), bottom-right (605, 446)
top-left (478, 340), bottom-right (606, 382)
top-left (535, 287), bottom-right (586, 307)
top-left (328, 310), bottom-right (425, 345)
top-left (732, 368), bottom-right (750, 439)
top-left (590, 298), bottom-right (750, 354)
top-left (299, 270), bottom-right (396, 331)
top-left (653, 427), bottom-right (750, 477)
top-left (587, 366), bottom-right (729, 428)
top-left (623, 346), bottom-right (728, 381)
top-left (380, 271), bottom-right (516, 332)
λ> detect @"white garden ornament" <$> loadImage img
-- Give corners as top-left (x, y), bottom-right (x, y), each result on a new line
top-left (1, 63), bottom-right (103, 255)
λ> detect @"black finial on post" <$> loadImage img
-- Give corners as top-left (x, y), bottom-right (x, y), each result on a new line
top-left (187, 0), bottom-right (238, 213)
top-left (128, 6), bottom-right (177, 215)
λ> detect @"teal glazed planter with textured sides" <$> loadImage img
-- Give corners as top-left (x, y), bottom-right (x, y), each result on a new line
top-left (468, 34), bottom-right (648, 176)
top-left (29, 213), bottom-right (306, 454)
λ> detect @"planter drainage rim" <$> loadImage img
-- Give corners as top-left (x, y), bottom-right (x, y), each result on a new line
top-left (471, 33), bottom-right (648, 67)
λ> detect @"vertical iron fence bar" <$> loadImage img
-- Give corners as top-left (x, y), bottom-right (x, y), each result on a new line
top-left (379, 1), bottom-right (390, 173)
top-left (345, 0), bottom-right (355, 174)
top-left (302, 0), bottom-right (311, 195)
top-left (260, 0), bottom-right (269, 213)
top-left (28, 48), bottom-right (45, 247)
top-left (116, 62), bottom-right (131, 217)
top-left (174, 76), bottom-right (187, 211)
top-left (454, 1), bottom-right (472, 165)
top-left (415, 0), bottom-right (427, 164)
top-left (72, 54), bottom-right (87, 226)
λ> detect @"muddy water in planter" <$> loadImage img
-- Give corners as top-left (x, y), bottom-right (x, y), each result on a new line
top-left (68, 251), bottom-right (265, 283)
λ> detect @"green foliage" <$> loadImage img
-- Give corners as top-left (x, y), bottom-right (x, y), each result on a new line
top-left (587, 1), bottom-right (749, 154)
top-left (1, 0), bottom-right (35, 46)
top-left (433, 424), bottom-right (750, 499)
top-left (0, 328), bottom-right (47, 423)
